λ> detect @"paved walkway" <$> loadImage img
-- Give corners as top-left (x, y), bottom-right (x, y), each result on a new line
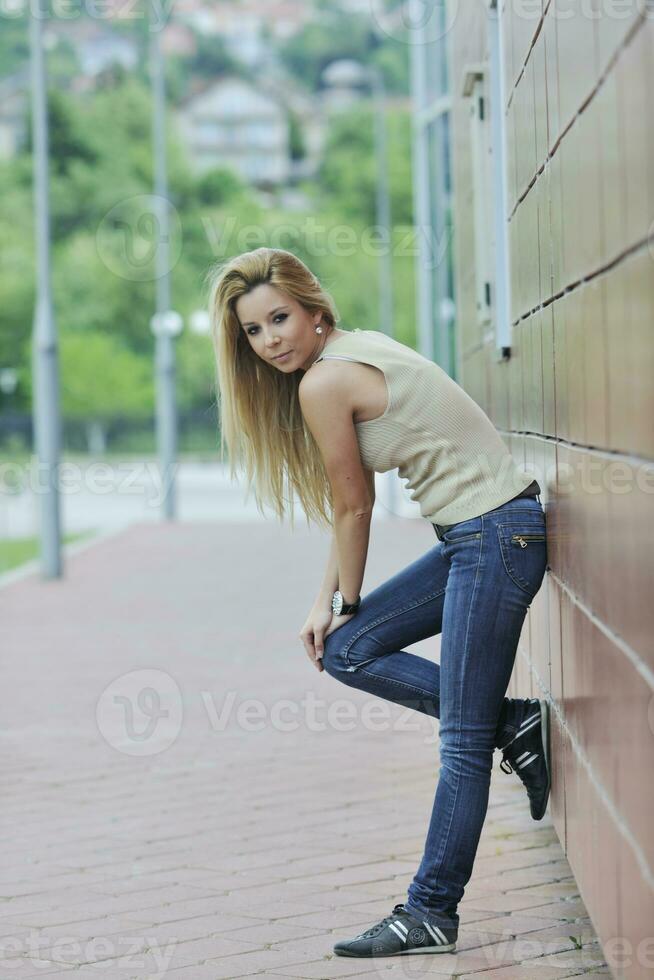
top-left (1, 520), bottom-right (609, 979)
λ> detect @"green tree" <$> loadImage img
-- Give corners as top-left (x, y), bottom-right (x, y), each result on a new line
top-left (185, 33), bottom-right (241, 81)
top-left (0, 14), bottom-right (28, 78)
top-left (288, 109), bottom-right (306, 161)
top-left (56, 331), bottom-right (154, 451)
top-left (317, 104), bottom-right (414, 227)
top-left (25, 89), bottom-right (97, 178)
top-left (280, 13), bottom-right (376, 92)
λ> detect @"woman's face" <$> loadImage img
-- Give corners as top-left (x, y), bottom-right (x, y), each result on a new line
top-left (235, 283), bottom-right (323, 372)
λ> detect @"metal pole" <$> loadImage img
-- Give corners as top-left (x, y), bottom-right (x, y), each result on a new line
top-left (488, 0), bottom-right (512, 360)
top-left (370, 67), bottom-right (394, 340)
top-left (369, 66), bottom-right (400, 518)
top-left (408, 0), bottom-right (434, 362)
top-left (429, 3), bottom-right (454, 376)
top-left (30, 0), bottom-right (62, 579)
top-left (149, 18), bottom-right (177, 520)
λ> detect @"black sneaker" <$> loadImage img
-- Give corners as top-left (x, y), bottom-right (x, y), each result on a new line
top-left (333, 903), bottom-right (457, 957)
top-left (498, 697), bottom-right (551, 820)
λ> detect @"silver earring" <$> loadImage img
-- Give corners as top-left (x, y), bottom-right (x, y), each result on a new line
top-left (315, 325), bottom-right (323, 334)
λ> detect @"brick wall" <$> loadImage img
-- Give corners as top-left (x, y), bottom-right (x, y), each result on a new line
top-left (447, 2), bottom-right (654, 975)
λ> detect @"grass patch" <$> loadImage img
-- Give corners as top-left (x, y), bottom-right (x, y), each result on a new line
top-left (0, 530), bottom-right (96, 574)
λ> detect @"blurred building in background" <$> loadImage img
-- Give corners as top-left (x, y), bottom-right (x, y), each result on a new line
top-left (175, 75), bottom-right (291, 183)
top-left (175, 0), bottom-right (311, 68)
top-left (413, 2), bottom-right (653, 970)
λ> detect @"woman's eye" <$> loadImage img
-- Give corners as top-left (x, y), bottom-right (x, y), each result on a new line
top-left (247, 314), bottom-right (286, 336)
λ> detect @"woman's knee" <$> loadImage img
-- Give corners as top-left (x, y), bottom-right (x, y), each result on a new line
top-left (323, 629), bottom-right (383, 678)
top-left (439, 728), bottom-right (496, 778)
top-left (321, 632), bottom-right (350, 678)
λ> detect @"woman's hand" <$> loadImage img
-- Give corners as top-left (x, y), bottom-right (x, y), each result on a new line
top-left (299, 606), bottom-right (355, 672)
top-left (324, 613), bottom-right (355, 639)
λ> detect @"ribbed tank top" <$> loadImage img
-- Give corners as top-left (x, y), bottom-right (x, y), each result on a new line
top-left (312, 328), bottom-right (539, 526)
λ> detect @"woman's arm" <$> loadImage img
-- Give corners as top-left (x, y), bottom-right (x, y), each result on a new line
top-left (314, 532), bottom-right (339, 610)
top-left (332, 509), bottom-right (371, 606)
top-left (315, 468), bottom-right (374, 609)
top-left (299, 370), bottom-right (374, 607)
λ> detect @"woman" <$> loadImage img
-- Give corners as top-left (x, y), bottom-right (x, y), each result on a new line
top-left (208, 246), bottom-right (549, 959)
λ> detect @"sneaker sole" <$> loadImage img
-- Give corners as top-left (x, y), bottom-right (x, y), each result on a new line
top-left (533, 698), bottom-right (551, 820)
top-left (335, 943), bottom-right (457, 957)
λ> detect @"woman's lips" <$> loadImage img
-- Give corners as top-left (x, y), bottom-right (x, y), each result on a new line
top-left (273, 350), bottom-right (293, 361)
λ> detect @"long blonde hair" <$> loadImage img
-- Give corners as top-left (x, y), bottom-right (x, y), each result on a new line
top-left (206, 247), bottom-right (340, 530)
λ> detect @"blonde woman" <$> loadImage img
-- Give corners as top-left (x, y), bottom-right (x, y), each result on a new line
top-left (208, 247), bottom-right (549, 959)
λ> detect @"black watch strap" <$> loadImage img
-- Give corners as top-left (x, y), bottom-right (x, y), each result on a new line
top-left (341, 596), bottom-right (361, 615)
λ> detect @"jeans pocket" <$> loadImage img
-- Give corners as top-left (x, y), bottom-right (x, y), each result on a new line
top-left (496, 521), bottom-right (548, 597)
top-left (443, 519), bottom-right (482, 545)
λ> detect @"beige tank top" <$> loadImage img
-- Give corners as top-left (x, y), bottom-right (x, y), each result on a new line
top-left (312, 328), bottom-right (537, 526)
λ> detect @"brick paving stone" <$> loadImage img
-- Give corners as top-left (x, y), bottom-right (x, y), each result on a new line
top-left (522, 900), bottom-right (591, 921)
top-left (474, 844), bottom-right (564, 873)
top-left (420, 949), bottom-right (521, 972)
top-left (288, 862), bottom-right (418, 890)
top-left (318, 886), bottom-right (401, 905)
top-left (517, 882), bottom-right (580, 899)
top-left (457, 968), bottom-right (585, 980)
top-left (138, 933), bottom-right (263, 969)
top-left (60, 885), bottom-right (233, 920)
top-left (130, 915), bottom-right (304, 946)
top-left (269, 935), bottom-right (363, 961)
top-left (223, 957), bottom-right (398, 979)
top-left (309, 971), bottom-right (456, 980)
top-left (483, 867), bottom-right (565, 891)
top-left (6, 956), bottom-right (154, 979)
top-left (0, 960), bottom-right (77, 978)
top-left (461, 892), bottom-right (569, 914)
top-left (324, 900), bottom-right (407, 920)
top-left (454, 927), bottom-right (526, 953)
top-left (2, 916), bottom-right (152, 950)
top-left (466, 913), bottom-right (580, 937)
top-left (3, 959), bottom-right (79, 980)
top-left (123, 898), bottom-right (271, 926)
top-left (291, 908), bottom-right (390, 931)
top-left (229, 921), bottom-right (326, 944)
top-left (2, 522), bottom-right (608, 979)
top-left (190, 948), bottom-right (347, 977)
top-left (161, 967), bottom-right (255, 980)
top-left (44, 968), bottom-right (154, 979)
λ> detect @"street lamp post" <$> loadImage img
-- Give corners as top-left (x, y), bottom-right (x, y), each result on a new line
top-left (149, 15), bottom-right (178, 520)
top-left (30, 0), bottom-right (62, 579)
top-left (368, 65), bottom-right (394, 342)
top-left (189, 310), bottom-right (211, 336)
top-left (149, 310), bottom-right (183, 516)
top-left (0, 368), bottom-right (19, 403)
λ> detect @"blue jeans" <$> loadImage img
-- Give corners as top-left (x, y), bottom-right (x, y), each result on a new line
top-left (321, 496), bottom-right (548, 931)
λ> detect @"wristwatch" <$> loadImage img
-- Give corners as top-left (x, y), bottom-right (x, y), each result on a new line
top-left (332, 590), bottom-right (361, 616)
